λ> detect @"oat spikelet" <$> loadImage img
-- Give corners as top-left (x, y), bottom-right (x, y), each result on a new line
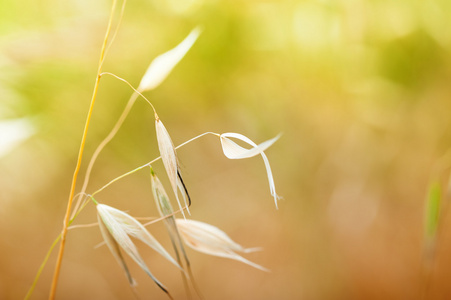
top-left (220, 133), bottom-right (282, 208)
top-left (155, 117), bottom-right (191, 218)
top-left (97, 204), bottom-right (180, 296)
top-left (150, 168), bottom-right (203, 299)
top-left (176, 219), bottom-right (269, 272)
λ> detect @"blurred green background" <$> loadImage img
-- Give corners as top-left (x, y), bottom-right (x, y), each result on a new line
top-left (2, 0), bottom-right (451, 299)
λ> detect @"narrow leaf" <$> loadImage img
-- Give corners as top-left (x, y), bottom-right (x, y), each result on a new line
top-left (138, 27), bottom-right (201, 92)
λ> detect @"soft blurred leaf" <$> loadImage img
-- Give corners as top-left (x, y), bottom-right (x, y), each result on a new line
top-left (425, 181), bottom-right (441, 239)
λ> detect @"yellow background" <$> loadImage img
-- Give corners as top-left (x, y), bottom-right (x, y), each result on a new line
top-left (1, 0), bottom-right (451, 299)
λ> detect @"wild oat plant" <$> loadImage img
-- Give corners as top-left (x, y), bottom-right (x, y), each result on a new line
top-left (26, 2), bottom-right (282, 299)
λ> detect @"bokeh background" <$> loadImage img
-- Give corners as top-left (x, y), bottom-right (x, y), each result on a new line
top-left (2, 0), bottom-right (451, 299)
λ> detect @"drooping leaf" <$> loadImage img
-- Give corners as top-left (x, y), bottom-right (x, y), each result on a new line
top-left (219, 133), bottom-right (282, 208)
top-left (220, 133), bottom-right (280, 160)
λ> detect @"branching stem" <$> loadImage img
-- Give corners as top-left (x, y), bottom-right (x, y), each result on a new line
top-left (100, 72), bottom-right (158, 114)
top-left (91, 131), bottom-right (218, 197)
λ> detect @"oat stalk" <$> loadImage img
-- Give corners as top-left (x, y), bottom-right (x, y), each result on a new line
top-left (71, 26), bottom-right (200, 220)
top-left (48, 0), bottom-right (120, 298)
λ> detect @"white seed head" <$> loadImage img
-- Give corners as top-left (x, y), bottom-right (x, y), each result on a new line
top-left (150, 168), bottom-right (174, 217)
top-left (97, 212), bottom-right (136, 286)
top-left (176, 219), bottom-right (269, 272)
top-left (219, 133), bottom-right (282, 208)
top-left (96, 204), bottom-right (181, 289)
top-left (155, 118), bottom-right (190, 217)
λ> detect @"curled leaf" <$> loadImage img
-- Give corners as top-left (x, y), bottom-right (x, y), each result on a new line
top-left (220, 133), bottom-right (282, 208)
top-left (176, 219), bottom-right (269, 272)
top-left (138, 27), bottom-right (201, 92)
top-left (155, 118), bottom-right (191, 217)
top-left (97, 204), bottom-right (180, 293)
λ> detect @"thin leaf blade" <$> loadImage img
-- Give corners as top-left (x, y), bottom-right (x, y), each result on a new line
top-left (138, 27), bottom-right (201, 92)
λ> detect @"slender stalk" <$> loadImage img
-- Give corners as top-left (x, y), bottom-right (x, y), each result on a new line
top-left (28, 131), bottom-right (215, 299)
top-left (71, 0), bottom-right (128, 220)
top-left (143, 206), bottom-right (190, 227)
top-left (71, 92), bottom-right (139, 219)
top-left (91, 132), bottom-right (218, 197)
top-left (25, 234), bottom-right (62, 300)
top-left (100, 72), bottom-right (157, 114)
top-left (48, 1), bottom-right (118, 298)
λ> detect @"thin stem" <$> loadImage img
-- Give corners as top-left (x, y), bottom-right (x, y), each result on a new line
top-left (29, 131), bottom-right (216, 297)
top-left (30, 129), bottom-right (219, 299)
top-left (68, 223), bottom-right (99, 230)
top-left (100, 72), bottom-right (157, 114)
top-left (71, 92), bottom-right (139, 219)
top-left (71, 1), bottom-right (129, 219)
top-left (48, 1), bottom-right (118, 298)
top-left (91, 132), bottom-right (218, 197)
top-left (143, 205), bottom-right (190, 227)
top-left (176, 132), bottom-right (219, 148)
top-left (91, 162), bottom-right (150, 197)
top-left (102, 0), bottom-right (127, 68)
top-left (168, 230), bottom-right (192, 300)
top-left (25, 234), bottom-right (62, 300)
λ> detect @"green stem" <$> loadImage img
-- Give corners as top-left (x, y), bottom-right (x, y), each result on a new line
top-left (92, 132), bottom-right (218, 197)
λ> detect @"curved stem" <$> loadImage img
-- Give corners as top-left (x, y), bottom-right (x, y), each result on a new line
top-left (72, 0), bottom-right (129, 219)
top-left (31, 130), bottom-right (216, 298)
top-left (91, 132), bottom-right (218, 197)
top-left (175, 132), bottom-right (219, 148)
top-left (100, 72), bottom-right (157, 114)
top-left (48, 1), bottom-right (118, 298)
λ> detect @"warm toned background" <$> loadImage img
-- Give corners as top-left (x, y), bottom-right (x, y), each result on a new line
top-left (2, 0), bottom-right (451, 299)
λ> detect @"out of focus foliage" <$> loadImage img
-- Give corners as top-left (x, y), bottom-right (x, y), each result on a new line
top-left (2, 0), bottom-right (451, 299)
